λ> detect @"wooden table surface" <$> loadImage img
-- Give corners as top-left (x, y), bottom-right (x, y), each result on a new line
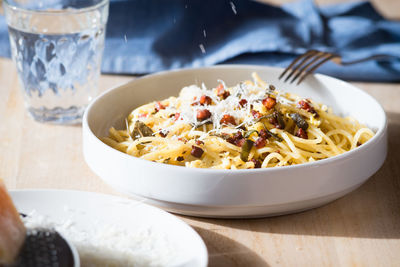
top-left (1, 59), bottom-right (399, 266)
top-left (1, 1), bottom-right (400, 265)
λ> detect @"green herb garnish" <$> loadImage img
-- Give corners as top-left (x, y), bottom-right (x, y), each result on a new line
top-left (240, 139), bottom-right (254, 162)
top-left (275, 111), bottom-right (286, 129)
top-left (131, 121), bottom-right (154, 139)
top-left (290, 113), bottom-right (308, 130)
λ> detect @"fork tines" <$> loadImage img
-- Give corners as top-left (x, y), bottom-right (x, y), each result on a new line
top-left (279, 50), bottom-right (338, 85)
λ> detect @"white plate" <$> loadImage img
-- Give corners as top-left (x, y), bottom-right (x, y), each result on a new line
top-left (11, 189), bottom-right (208, 267)
top-left (83, 65), bottom-right (387, 218)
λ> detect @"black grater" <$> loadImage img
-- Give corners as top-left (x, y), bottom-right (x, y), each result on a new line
top-left (9, 229), bottom-right (77, 267)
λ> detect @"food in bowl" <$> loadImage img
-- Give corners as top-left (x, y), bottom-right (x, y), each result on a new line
top-left (102, 73), bottom-right (374, 169)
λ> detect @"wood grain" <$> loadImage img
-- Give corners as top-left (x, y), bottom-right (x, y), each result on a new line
top-left (0, 1), bottom-right (399, 265)
top-left (1, 57), bottom-right (399, 267)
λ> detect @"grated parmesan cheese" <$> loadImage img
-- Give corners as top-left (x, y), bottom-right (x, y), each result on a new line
top-left (164, 78), bottom-right (292, 139)
top-left (22, 209), bottom-right (187, 267)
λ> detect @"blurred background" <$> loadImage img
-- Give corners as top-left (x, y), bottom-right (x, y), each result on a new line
top-left (0, 0), bottom-right (399, 82)
top-left (264, 0), bottom-right (398, 19)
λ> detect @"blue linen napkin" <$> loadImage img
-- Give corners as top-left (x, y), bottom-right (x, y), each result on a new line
top-left (0, 0), bottom-right (399, 82)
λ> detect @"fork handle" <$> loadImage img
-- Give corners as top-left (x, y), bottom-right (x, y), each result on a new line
top-left (341, 54), bottom-right (394, 65)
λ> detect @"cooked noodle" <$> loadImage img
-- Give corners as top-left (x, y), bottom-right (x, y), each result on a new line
top-left (102, 73), bottom-right (374, 169)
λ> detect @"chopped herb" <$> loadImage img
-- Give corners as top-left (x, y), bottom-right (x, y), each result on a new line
top-left (240, 139), bottom-right (254, 162)
top-left (275, 111), bottom-right (286, 129)
top-left (254, 113), bottom-right (275, 123)
top-left (261, 126), bottom-right (283, 142)
top-left (131, 121), bottom-right (154, 139)
top-left (259, 122), bottom-right (283, 142)
top-left (290, 113), bottom-right (309, 130)
top-left (267, 130), bottom-right (283, 142)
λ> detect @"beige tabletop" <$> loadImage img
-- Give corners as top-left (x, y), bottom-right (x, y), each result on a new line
top-left (1, 1), bottom-right (400, 266)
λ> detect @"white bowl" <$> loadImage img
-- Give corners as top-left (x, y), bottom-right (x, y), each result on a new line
top-left (83, 65), bottom-right (387, 218)
top-left (12, 190), bottom-right (208, 267)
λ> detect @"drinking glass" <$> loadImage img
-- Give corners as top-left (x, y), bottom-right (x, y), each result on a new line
top-left (3, 0), bottom-right (109, 124)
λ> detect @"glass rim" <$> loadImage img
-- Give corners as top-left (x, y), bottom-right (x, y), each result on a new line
top-left (3, 0), bottom-right (109, 15)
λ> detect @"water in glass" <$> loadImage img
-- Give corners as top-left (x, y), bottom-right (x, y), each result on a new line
top-left (5, 0), bottom-right (108, 124)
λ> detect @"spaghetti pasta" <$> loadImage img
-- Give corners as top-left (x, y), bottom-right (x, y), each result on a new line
top-left (102, 73), bottom-right (374, 169)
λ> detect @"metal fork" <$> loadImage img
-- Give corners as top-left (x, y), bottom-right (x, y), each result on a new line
top-left (279, 50), bottom-right (391, 85)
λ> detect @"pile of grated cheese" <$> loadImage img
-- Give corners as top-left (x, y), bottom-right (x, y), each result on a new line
top-left (143, 75), bottom-right (296, 141)
top-left (22, 208), bottom-right (185, 267)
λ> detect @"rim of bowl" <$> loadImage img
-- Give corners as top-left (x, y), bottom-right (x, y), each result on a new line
top-left (12, 189), bottom-right (208, 267)
top-left (60, 232), bottom-right (80, 267)
top-left (83, 65), bottom-right (387, 174)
